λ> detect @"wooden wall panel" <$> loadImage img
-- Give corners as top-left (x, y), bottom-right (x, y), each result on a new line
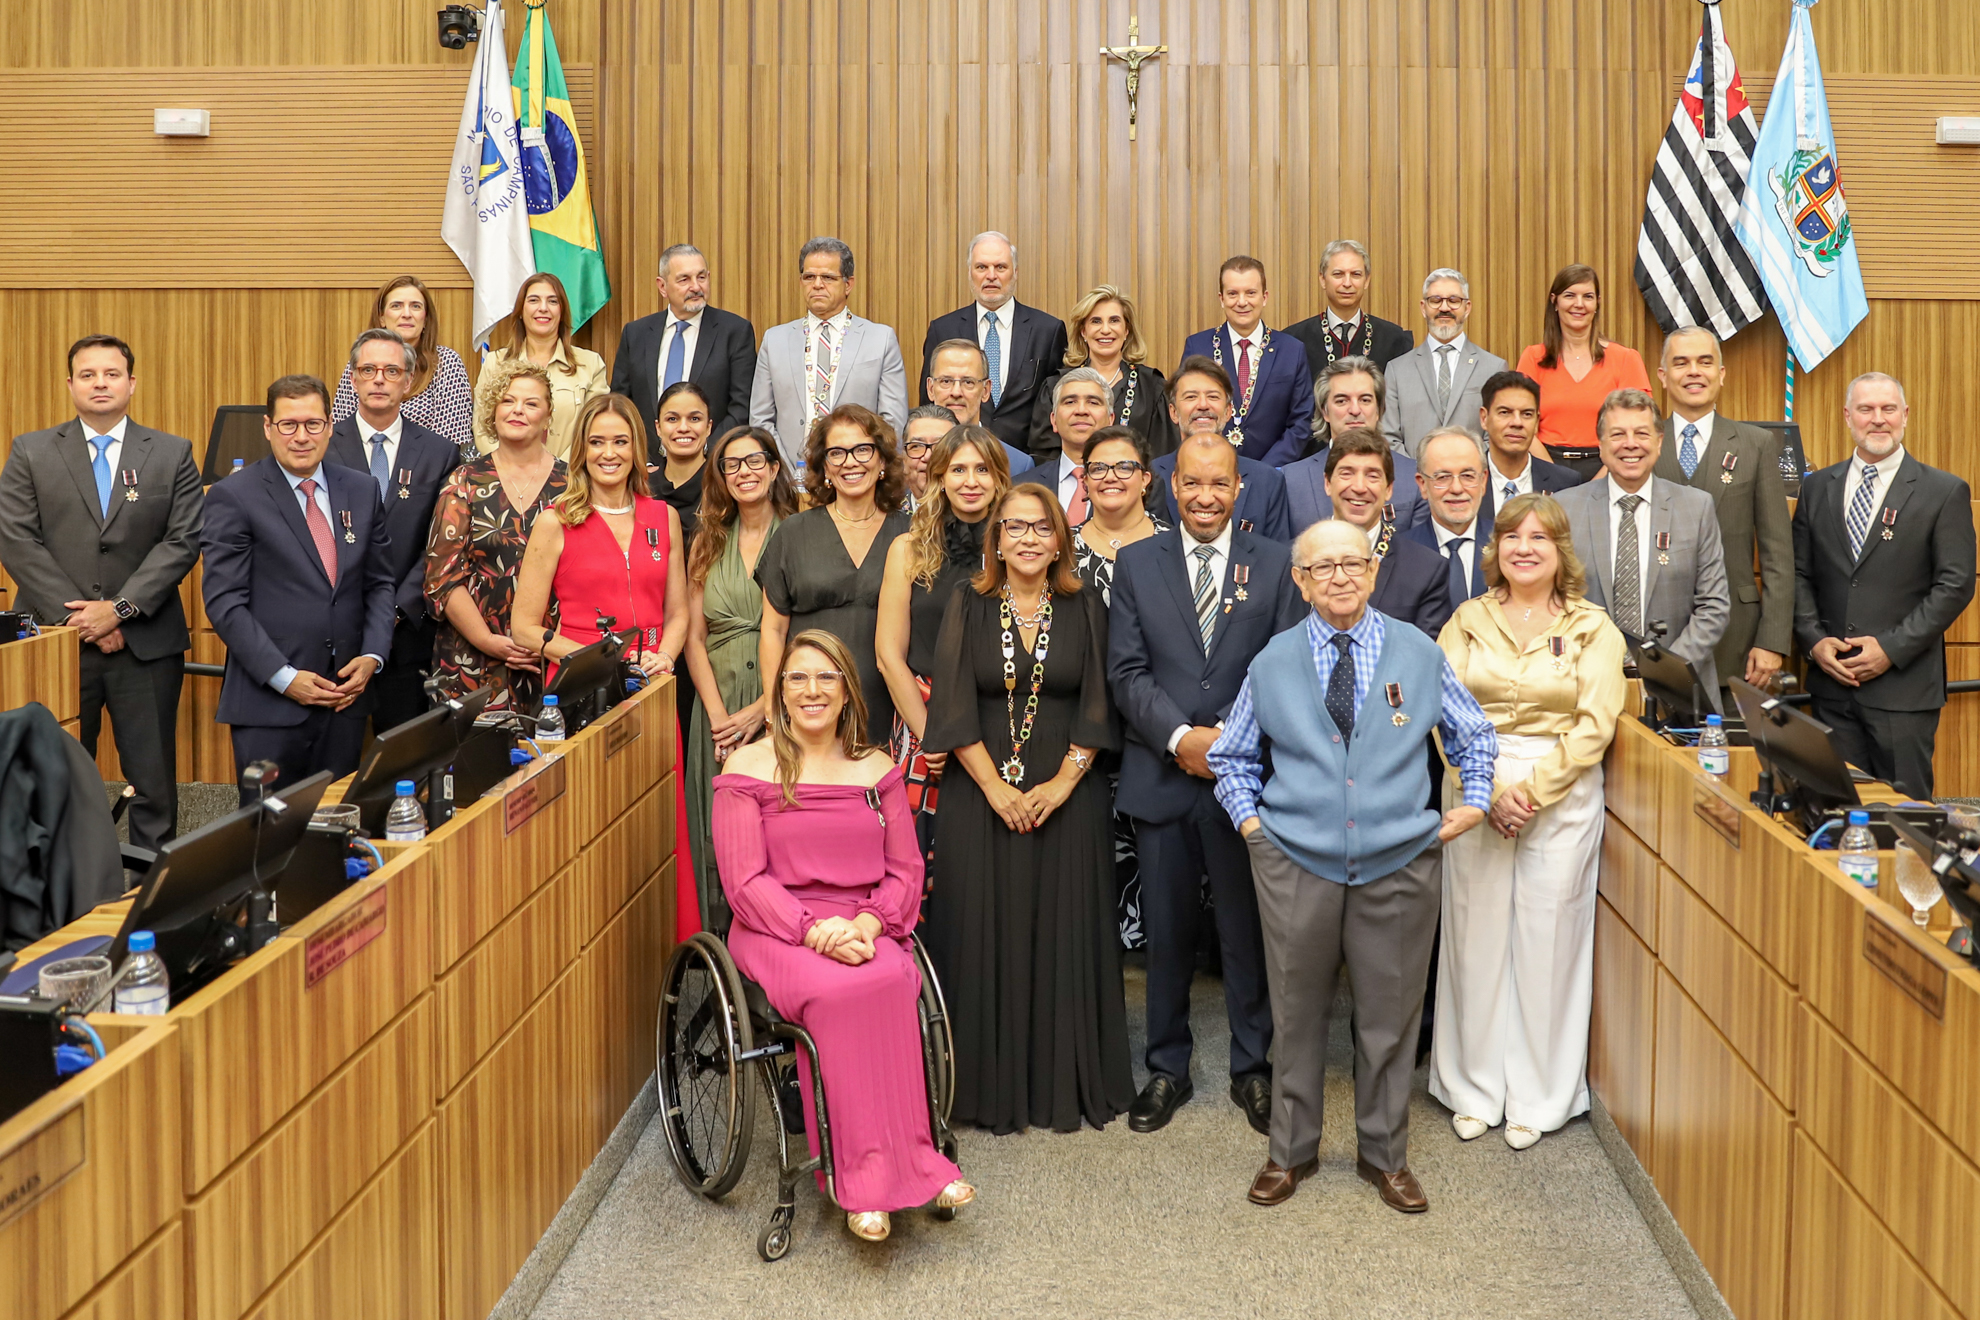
top-left (1789, 1131), bottom-right (1962, 1320)
top-left (56, 1221), bottom-right (183, 1320)
top-left (1591, 895), bottom-right (1656, 1169)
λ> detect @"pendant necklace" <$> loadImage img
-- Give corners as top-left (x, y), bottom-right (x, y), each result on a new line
top-left (998, 584), bottom-right (1053, 785)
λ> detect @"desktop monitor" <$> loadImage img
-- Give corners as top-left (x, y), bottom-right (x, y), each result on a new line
top-left (347, 704), bottom-right (459, 837)
top-left (545, 630), bottom-right (631, 735)
top-left (1622, 630), bottom-right (1713, 729)
top-left (1729, 678), bottom-right (1863, 834)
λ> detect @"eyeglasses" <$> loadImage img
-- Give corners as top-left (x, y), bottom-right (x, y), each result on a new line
top-left (823, 442), bottom-right (878, 466)
top-left (718, 451), bottom-right (773, 475)
top-left (782, 670), bottom-right (845, 690)
top-left (930, 376), bottom-right (985, 391)
top-left (353, 364), bottom-right (408, 381)
top-left (270, 418), bottom-right (329, 437)
top-left (1426, 469), bottom-right (1483, 490)
top-left (1084, 460), bottom-right (1146, 480)
top-left (1294, 557), bottom-right (1372, 580)
top-left (903, 440), bottom-right (934, 458)
top-left (998, 517), bottom-right (1056, 542)
top-left (1423, 296), bottom-right (1470, 309)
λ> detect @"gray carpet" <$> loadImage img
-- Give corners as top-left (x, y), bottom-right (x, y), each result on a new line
top-left (527, 965), bottom-right (1698, 1320)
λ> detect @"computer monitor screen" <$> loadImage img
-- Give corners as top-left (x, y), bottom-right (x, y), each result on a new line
top-left (1623, 631), bottom-right (1712, 727)
top-left (1728, 678), bottom-right (1862, 831)
top-left (347, 704), bottom-right (458, 836)
top-left (545, 630), bottom-right (630, 734)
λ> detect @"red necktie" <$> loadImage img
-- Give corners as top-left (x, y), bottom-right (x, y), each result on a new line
top-left (298, 477), bottom-right (338, 585)
top-left (1066, 465), bottom-right (1089, 525)
top-left (1236, 337), bottom-right (1253, 398)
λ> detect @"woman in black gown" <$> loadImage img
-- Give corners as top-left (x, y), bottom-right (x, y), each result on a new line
top-left (923, 482), bottom-right (1133, 1134)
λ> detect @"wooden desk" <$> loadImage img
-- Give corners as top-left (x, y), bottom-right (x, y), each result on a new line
top-left (0, 625), bottom-right (80, 735)
top-left (1, 678), bottom-right (676, 1320)
top-left (1595, 712), bottom-right (1980, 1320)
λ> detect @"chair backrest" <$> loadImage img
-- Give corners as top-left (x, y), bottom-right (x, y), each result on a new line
top-left (202, 405), bottom-right (270, 484)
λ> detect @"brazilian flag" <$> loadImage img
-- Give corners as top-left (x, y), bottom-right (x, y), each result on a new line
top-left (512, 1), bottom-right (610, 328)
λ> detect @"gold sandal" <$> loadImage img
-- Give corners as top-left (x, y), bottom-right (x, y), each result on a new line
top-left (935, 1179), bottom-right (976, 1209)
top-left (846, 1210), bottom-right (891, 1241)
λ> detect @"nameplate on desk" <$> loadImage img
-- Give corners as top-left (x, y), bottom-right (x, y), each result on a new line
top-left (1691, 774), bottom-right (1742, 849)
top-left (605, 704), bottom-right (644, 760)
top-left (305, 887), bottom-right (388, 989)
top-left (1863, 908), bottom-right (1947, 1020)
top-left (0, 1104), bottom-right (84, 1229)
top-left (505, 755), bottom-right (567, 834)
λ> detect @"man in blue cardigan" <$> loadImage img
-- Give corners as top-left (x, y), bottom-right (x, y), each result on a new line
top-left (1209, 519), bottom-right (1498, 1214)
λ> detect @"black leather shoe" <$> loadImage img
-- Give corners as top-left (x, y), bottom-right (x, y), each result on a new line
top-left (1230, 1075), bottom-right (1271, 1136)
top-left (1128, 1074), bottom-right (1193, 1132)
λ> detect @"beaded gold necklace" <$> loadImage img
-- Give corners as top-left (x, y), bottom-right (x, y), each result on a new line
top-left (998, 584), bottom-right (1053, 785)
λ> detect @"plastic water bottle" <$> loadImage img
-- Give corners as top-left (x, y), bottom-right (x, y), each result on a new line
top-left (1696, 714), bottom-right (1729, 779)
top-left (231, 457), bottom-right (245, 477)
top-left (384, 780), bottom-right (426, 842)
top-left (1838, 811), bottom-right (1879, 889)
top-left (114, 931), bottom-right (170, 1015)
top-left (537, 694), bottom-right (566, 743)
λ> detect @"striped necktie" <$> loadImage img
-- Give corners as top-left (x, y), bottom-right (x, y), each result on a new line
top-left (1614, 494), bottom-right (1644, 635)
top-left (1847, 463), bottom-right (1879, 559)
top-left (810, 320), bottom-right (836, 419)
top-left (1192, 543), bottom-right (1218, 652)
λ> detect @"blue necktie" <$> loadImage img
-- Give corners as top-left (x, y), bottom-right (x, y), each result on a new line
top-left (1678, 422), bottom-right (1700, 479)
top-left (983, 311), bottom-right (1004, 409)
top-left (663, 319), bottom-right (688, 389)
top-left (1326, 634), bottom-right (1356, 743)
top-left (89, 436), bottom-right (113, 517)
top-left (1503, 479), bottom-right (1517, 507)
top-left (370, 435), bottom-right (391, 501)
top-left (1446, 536), bottom-right (1471, 603)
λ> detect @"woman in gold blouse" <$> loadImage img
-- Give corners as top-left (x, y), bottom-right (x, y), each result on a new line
top-left (1429, 492), bottom-right (1624, 1152)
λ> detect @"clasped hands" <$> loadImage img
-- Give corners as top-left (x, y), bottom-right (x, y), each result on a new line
top-left (1809, 634), bottom-right (1891, 688)
top-left (983, 773), bottom-right (1075, 834)
top-left (286, 655), bottom-right (380, 711)
top-left (805, 912), bottom-right (884, 965)
top-left (63, 598), bottom-right (125, 653)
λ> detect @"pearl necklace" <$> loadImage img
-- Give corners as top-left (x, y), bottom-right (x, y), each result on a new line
top-left (593, 501), bottom-right (634, 515)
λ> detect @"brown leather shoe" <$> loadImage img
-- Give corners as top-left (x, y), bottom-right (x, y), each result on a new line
top-left (1356, 1157), bottom-right (1428, 1213)
top-left (1247, 1156), bottom-right (1319, 1206)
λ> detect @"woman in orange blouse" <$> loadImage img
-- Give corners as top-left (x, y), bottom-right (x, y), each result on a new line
top-left (1513, 264), bottom-right (1651, 480)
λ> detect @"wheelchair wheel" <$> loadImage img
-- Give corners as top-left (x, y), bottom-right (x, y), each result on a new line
top-left (757, 1217), bottom-right (793, 1263)
top-left (912, 934), bottom-right (956, 1127)
top-left (656, 933), bottom-right (757, 1199)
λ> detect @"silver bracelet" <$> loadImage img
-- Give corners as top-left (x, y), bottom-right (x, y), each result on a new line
top-left (1064, 747), bottom-right (1092, 771)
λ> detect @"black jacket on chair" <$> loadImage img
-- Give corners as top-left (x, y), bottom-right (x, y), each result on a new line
top-left (0, 702), bottom-right (123, 951)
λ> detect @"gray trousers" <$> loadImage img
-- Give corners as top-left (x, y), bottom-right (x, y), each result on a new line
top-left (1246, 830), bottom-right (1442, 1171)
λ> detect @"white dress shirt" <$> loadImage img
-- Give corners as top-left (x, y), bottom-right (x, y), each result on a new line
top-left (1054, 458), bottom-right (1084, 514)
top-left (357, 413), bottom-right (405, 479)
top-left (1225, 322), bottom-right (1264, 393)
top-left (1326, 308), bottom-right (1362, 340)
top-left (1432, 515), bottom-right (1481, 582)
top-left (976, 301), bottom-right (1014, 401)
top-left (1842, 445), bottom-right (1906, 532)
top-left (79, 415), bottom-right (129, 474)
top-left (1428, 330), bottom-right (1470, 359)
top-left (1672, 409), bottom-right (1716, 475)
top-left (1491, 453), bottom-right (1535, 502)
top-left (1166, 519), bottom-right (1235, 753)
top-left (1607, 475), bottom-right (1657, 606)
top-left (269, 464), bottom-right (384, 695)
top-left (658, 309), bottom-right (704, 386)
top-left (803, 307), bottom-right (853, 406)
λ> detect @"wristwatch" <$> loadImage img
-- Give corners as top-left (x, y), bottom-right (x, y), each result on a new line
top-left (112, 597), bottom-right (138, 621)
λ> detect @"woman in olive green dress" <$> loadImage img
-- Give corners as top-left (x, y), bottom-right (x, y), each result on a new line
top-left (683, 426), bottom-right (801, 931)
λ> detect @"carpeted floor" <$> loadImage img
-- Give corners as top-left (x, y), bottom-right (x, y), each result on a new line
top-left (527, 964), bottom-right (1698, 1320)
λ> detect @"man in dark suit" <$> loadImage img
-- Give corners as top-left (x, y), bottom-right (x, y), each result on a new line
top-left (1151, 357), bottom-right (1292, 542)
top-left (1026, 368), bottom-right (1113, 522)
top-left (1476, 370), bottom-right (1584, 524)
top-left (1404, 428), bottom-right (1493, 605)
top-left (610, 243), bottom-right (757, 441)
top-left (922, 339), bottom-right (1033, 475)
top-left (1285, 239), bottom-right (1415, 384)
top-left (1654, 327), bottom-right (1794, 692)
top-left (1793, 372), bottom-right (1975, 798)
top-left (1282, 357), bottom-right (1426, 533)
top-left (919, 232), bottom-right (1068, 458)
top-left (1175, 256), bottom-right (1314, 467)
top-left (1320, 429), bottom-right (1451, 638)
top-left (1110, 433), bottom-right (1307, 1136)
top-left (202, 376), bottom-right (395, 802)
top-left (324, 329), bottom-right (459, 733)
top-left (0, 334), bottom-right (203, 850)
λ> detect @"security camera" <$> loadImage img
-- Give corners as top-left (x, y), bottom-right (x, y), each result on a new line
top-left (437, 4), bottom-right (482, 49)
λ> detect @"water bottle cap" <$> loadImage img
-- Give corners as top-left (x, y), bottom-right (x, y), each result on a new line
top-left (395, 779), bottom-right (417, 795)
top-left (231, 458), bottom-right (244, 468)
top-left (542, 694), bottom-right (559, 707)
top-left (1848, 810), bottom-right (1870, 826)
top-left (1706, 714), bottom-right (1722, 726)
top-left (128, 930), bottom-right (155, 953)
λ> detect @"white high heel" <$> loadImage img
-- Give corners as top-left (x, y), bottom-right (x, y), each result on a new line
top-left (1504, 1123), bottom-right (1543, 1150)
top-left (1452, 1114), bottom-right (1489, 1141)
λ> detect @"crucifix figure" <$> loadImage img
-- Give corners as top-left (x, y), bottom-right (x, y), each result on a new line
top-left (1101, 13), bottom-right (1166, 142)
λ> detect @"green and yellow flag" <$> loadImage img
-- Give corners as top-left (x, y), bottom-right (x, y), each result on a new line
top-left (512, 1), bottom-right (609, 328)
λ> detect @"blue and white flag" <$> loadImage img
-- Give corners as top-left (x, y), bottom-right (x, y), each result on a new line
top-left (1732, 0), bottom-right (1867, 372)
top-left (441, 0), bottom-right (536, 347)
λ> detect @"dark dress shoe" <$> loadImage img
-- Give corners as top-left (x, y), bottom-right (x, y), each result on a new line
top-left (1356, 1157), bottom-right (1428, 1213)
top-left (1127, 1074), bottom-right (1193, 1132)
top-left (1247, 1156), bottom-right (1319, 1206)
top-left (1229, 1074), bottom-right (1271, 1136)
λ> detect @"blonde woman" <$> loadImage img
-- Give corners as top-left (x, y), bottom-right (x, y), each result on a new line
top-left (332, 274), bottom-right (476, 457)
top-left (473, 272), bottom-right (608, 460)
top-left (1430, 492), bottom-right (1626, 1150)
top-left (1028, 285), bottom-right (1178, 456)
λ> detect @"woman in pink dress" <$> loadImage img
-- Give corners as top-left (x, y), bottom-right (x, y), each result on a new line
top-left (512, 392), bottom-right (697, 940)
top-left (713, 629), bottom-right (974, 1242)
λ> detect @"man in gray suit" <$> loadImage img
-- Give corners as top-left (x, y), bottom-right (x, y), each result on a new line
top-left (0, 335), bottom-right (204, 850)
top-left (1554, 388), bottom-right (1730, 706)
top-left (1382, 269), bottom-right (1507, 459)
top-left (1653, 326), bottom-right (1794, 691)
top-left (749, 236), bottom-right (909, 471)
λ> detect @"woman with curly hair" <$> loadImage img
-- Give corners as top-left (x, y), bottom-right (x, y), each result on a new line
top-left (422, 358), bottom-right (568, 707)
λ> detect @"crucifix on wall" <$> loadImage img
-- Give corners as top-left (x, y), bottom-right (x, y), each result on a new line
top-left (1101, 13), bottom-right (1166, 142)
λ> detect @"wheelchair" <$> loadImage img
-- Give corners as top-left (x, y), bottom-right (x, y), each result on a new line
top-left (655, 929), bottom-right (961, 1261)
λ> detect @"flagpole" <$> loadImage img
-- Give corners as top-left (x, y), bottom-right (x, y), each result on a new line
top-left (1784, 350), bottom-right (1795, 422)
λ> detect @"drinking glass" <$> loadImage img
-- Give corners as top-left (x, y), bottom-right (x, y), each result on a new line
top-left (38, 955), bottom-right (113, 1013)
top-left (1894, 839), bottom-right (1943, 929)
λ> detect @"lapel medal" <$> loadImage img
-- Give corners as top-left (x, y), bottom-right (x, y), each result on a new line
top-left (340, 509), bottom-right (356, 544)
top-left (1387, 681), bottom-right (1409, 726)
top-left (121, 469), bottom-right (139, 503)
top-left (646, 527), bottom-right (662, 561)
top-left (397, 468), bottom-right (412, 499)
top-left (1655, 529), bottom-right (1670, 565)
top-left (1233, 562), bottom-right (1249, 601)
top-left (1720, 452), bottom-right (1737, 486)
top-left (1881, 506), bottom-right (1896, 541)
top-left (1550, 634), bottom-right (1567, 673)
top-left (1238, 519), bottom-right (1255, 533)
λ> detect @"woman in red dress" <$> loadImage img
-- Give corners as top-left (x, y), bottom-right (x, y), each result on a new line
top-left (513, 392), bottom-right (697, 939)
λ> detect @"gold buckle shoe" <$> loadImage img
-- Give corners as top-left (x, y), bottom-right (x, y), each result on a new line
top-left (935, 1179), bottom-right (975, 1209)
top-left (846, 1210), bottom-right (891, 1241)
